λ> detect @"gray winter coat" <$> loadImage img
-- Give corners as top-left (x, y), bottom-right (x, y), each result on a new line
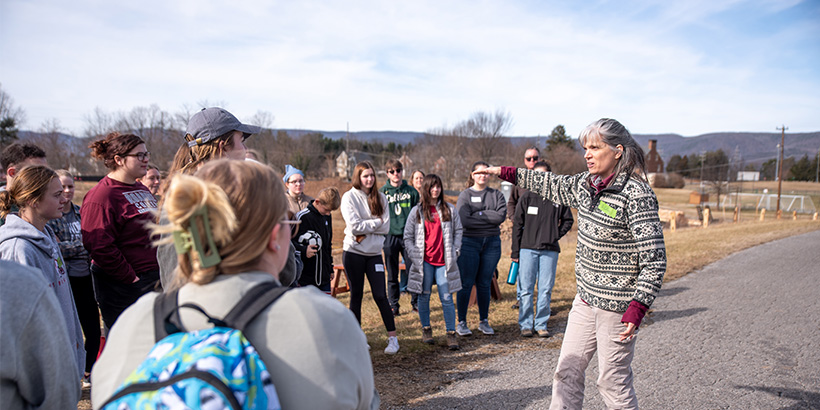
top-left (0, 215), bottom-right (85, 380)
top-left (403, 203), bottom-right (462, 295)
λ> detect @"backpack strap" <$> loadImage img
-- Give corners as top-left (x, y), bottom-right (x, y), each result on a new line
top-left (222, 281), bottom-right (290, 332)
top-left (153, 289), bottom-right (183, 342)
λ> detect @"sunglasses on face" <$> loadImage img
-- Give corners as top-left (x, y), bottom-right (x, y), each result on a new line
top-left (525, 156), bottom-right (539, 162)
top-left (387, 169), bottom-right (402, 175)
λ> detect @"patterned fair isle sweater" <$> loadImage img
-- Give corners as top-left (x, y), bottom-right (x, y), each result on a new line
top-left (506, 167), bottom-right (667, 313)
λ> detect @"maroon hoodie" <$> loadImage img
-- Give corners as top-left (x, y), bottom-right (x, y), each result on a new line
top-left (80, 176), bottom-right (158, 283)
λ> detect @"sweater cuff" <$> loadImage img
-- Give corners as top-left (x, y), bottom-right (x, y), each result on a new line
top-left (621, 300), bottom-right (649, 328)
top-left (500, 166), bottom-right (518, 183)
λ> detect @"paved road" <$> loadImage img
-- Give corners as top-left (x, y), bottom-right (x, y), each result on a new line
top-left (405, 230), bottom-right (820, 409)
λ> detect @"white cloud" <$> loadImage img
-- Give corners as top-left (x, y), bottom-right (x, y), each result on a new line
top-left (1, 0), bottom-right (817, 137)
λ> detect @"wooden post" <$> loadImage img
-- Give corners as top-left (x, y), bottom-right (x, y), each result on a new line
top-left (733, 207), bottom-right (739, 223)
top-left (760, 208), bottom-right (766, 221)
top-left (777, 209), bottom-right (782, 220)
top-left (670, 215), bottom-right (677, 232)
top-left (793, 211), bottom-right (797, 220)
top-left (703, 208), bottom-right (711, 228)
top-left (814, 212), bottom-right (818, 221)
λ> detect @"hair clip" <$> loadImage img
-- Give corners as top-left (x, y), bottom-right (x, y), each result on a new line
top-left (171, 206), bottom-right (222, 268)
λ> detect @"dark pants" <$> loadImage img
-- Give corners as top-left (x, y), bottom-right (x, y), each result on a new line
top-left (91, 264), bottom-right (160, 332)
top-left (343, 251), bottom-right (395, 332)
top-left (69, 274), bottom-right (101, 374)
top-left (457, 235), bottom-right (501, 322)
top-left (383, 234), bottom-right (413, 310)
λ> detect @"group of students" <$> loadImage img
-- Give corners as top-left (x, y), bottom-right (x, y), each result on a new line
top-left (0, 114), bottom-right (666, 409)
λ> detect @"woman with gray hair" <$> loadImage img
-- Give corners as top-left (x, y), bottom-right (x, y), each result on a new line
top-left (474, 118), bottom-right (666, 409)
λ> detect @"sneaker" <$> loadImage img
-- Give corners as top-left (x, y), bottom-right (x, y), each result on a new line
top-left (422, 327), bottom-right (434, 344)
top-left (456, 321), bottom-right (472, 336)
top-left (81, 377), bottom-right (91, 389)
top-left (384, 336), bottom-right (400, 355)
top-left (520, 328), bottom-right (534, 337)
top-left (392, 307), bottom-right (401, 317)
top-left (537, 329), bottom-right (551, 338)
top-left (478, 319), bottom-right (495, 335)
top-left (511, 302), bottom-right (519, 309)
top-left (447, 331), bottom-right (460, 350)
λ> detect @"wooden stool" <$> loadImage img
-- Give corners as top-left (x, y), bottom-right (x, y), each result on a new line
top-left (331, 265), bottom-right (349, 297)
top-left (468, 268), bottom-right (504, 307)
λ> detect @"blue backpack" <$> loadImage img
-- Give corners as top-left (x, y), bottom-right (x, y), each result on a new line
top-left (101, 282), bottom-right (289, 410)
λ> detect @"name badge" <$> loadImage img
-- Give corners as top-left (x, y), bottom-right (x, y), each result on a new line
top-left (598, 201), bottom-right (617, 218)
top-left (527, 206), bottom-right (539, 215)
top-left (375, 264), bottom-right (385, 272)
top-left (470, 196), bottom-right (482, 203)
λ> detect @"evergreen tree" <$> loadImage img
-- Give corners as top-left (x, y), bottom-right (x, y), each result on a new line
top-left (546, 125), bottom-right (574, 151)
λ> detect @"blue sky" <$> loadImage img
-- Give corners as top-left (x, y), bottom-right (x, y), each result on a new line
top-left (1, 0), bottom-right (818, 137)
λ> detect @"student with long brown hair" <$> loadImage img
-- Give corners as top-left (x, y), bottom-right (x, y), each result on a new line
top-left (403, 174), bottom-right (462, 350)
top-left (340, 161), bottom-right (399, 354)
top-left (0, 165), bottom-right (85, 382)
top-left (92, 159), bottom-right (378, 409)
top-left (81, 132), bottom-right (158, 331)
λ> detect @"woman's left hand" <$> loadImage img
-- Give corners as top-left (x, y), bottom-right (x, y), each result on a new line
top-left (619, 322), bottom-right (637, 342)
top-left (472, 166), bottom-right (501, 177)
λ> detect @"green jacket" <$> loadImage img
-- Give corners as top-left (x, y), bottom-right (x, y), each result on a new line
top-left (379, 180), bottom-right (420, 236)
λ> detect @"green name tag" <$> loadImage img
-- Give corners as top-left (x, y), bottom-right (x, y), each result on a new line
top-left (598, 201), bottom-right (617, 218)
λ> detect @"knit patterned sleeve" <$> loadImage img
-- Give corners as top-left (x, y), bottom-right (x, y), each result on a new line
top-left (515, 168), bottom-right (584, 209)
top-left (626, 188), bottom-right (667, 308)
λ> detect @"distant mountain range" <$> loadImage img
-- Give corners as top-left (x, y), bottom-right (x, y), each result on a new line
top-left (284, 129), bottom-right (820, 166)
top-left (17, 129), bottom-right (820, 167)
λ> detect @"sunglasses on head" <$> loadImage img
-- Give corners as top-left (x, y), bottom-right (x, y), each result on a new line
top-left (387, 169), bottom-right (402, 175)
top-left (280, 216), bottom-right (301, 239)
top-left (525, 156), bottom-right (539, 162)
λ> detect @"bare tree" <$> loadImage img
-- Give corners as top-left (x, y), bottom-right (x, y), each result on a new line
top-left (455, 110), bottom-right (513, 164)
top-left (545, 145), bottom-right (586, 174)
top-left (83, 107), bottom-right (117, 139)
top-left (1, 84), bottom-right (27, 147)
top-left (0, 83), bottom-right (26, 126)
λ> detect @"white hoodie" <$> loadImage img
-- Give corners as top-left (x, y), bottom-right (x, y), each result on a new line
top-left (341, 187), bottom-right (389, 256)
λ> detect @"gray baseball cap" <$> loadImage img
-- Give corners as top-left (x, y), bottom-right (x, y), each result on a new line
top-left (186, 107), bottom-right (262, 147)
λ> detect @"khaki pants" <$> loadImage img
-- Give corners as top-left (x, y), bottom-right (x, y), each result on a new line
top-left (550, 295), bottom-right (639, 410)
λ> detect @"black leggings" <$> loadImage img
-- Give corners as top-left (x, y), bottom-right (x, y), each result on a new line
top-left (69, 274), bottom-right (101, 374)
top-left (343, 251), bottom-right (395, 332)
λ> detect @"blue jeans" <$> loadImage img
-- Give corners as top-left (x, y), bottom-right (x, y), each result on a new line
top-left (456, 235), bottom-right (501, 322)
top-left (417, 262), bottom-right (456, 332)
top-left (518, 248), bottom-right (558, 331)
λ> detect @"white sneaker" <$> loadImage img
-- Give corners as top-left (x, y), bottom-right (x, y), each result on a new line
top-left (456, 321), bottom-right (472, 336)
top-left (81, 377), bottom-right (91, 389)
top-left (384, 336), bottom-right (400, 355)
top-left (478, 319), bottom-right (495, 335)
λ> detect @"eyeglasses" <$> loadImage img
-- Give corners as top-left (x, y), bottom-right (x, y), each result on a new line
top-left (287, 179), bottom-right (305, 185)
top-left (387, 169), bottom-right (402, 175)
top-left (123, 152), bottom-right (151, 161)
top-left (525, 156), bottom-right (539, 162)
top-left (280, 217), bottom-right (301, 238)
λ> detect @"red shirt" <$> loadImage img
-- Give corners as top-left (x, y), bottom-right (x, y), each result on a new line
top-left (80, 176), bottom-right (159, 283)
top-left (423, 207), bottom-right (445, 266)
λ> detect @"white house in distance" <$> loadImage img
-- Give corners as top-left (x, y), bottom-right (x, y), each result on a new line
top-left (737, 171), bottom-right (760, 181)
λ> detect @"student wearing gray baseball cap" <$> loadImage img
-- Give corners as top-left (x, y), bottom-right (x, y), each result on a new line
top-left (167, 107), bottom-right (262, 177)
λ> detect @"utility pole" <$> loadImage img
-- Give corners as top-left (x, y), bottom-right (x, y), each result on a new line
top-left (816, 146), bottom-right (819, 183)
top-left (776, 125), bottom-right (787, 217)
